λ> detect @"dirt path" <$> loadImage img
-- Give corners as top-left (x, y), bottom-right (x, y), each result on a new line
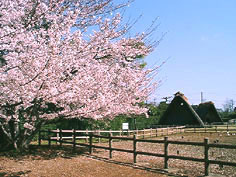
top-left (0, 153), bottom-right (169, 177)
top-left (1, 132), bottom-right (236, 177)
top-left (0, 144), bottom-right (172, 177)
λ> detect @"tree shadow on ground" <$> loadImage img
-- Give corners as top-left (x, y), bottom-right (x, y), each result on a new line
top-left (0, 145), bottom-right (89, 161)
top-left (0, 170), bottom-right (31, 177)
top-left (83, 154), bottom-right (186, 177)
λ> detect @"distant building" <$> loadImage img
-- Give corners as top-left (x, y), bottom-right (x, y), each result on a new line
top-left (159, 92), bottom-right (223, 126)
top-left (159, 92), bottom-right (204, 127)
top-left (195, 102), bottom-right (223, 124)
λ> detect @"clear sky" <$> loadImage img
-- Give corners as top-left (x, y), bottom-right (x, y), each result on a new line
top-left (123, 0), bottom-right (236, 108)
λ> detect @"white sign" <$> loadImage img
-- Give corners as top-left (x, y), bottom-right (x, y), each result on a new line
top-left (122, 123), bottom-right (129, 130)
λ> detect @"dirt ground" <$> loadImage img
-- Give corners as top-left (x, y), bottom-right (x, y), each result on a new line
top-left (0, 146), bottom-right (169, 177)
top-left (1, 132), bottom-right (236, 177)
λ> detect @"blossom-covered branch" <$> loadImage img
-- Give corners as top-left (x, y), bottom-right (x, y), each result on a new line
top-left (0, 0), bottom-right (159, 150)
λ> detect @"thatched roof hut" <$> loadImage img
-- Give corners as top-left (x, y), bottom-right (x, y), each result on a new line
top-left (195, 102), bottom-right (223, 124)
top-left (159, 92), bottom-right (204, 127)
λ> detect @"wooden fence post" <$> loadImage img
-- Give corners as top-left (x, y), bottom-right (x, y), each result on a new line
top-left (143, 129), bottom-right (145, 139)
top-left (89, 133), bottom-right (93, 154)
top-left (156, 128), bottom-right (158, 137)
top-left (56, 128), bottom-right (59, 145)
top-left (98, 129), bottom-right (101, 143)
top-left (164, 136), bottom-right (169, 169)
top-left (109, 133), bottom-right (112, 158)
top-left (150, 128), bottom-right (152, 137)
top-left (215, 126), bottom-right (217, 132)
top-left (133, 134), bottom-right (137, 163)
top-left (227, 123), bottom-right (229, 132)
top-left (59, 129), bottom-right (62, 147)
top-left (48, 129), bottom-right (51, 147)
top-left (73, 129), bottom-right (76, 151)
top-left (204, 138), bottom-right (209, 176)
top-left (86, 129), bottom-right (88, 143)
top-left (38, 130), bottom-right (41, 146)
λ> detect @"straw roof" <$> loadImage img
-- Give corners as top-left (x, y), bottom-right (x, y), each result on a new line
top-left (195, 101), bottom-right (223, 124)
top-left (159, 92), bottom-right (204, 127)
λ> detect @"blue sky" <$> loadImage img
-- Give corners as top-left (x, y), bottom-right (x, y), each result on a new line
top-left (123, 0), bottom-right (236, 108)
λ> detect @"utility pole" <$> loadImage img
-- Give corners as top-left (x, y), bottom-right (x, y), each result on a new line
top-left (201, 92), bottom-right (203, 103)
top-left (162, 96), bottom-right (172, 103)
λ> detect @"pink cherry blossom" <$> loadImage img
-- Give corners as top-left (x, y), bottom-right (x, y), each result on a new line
top-left (0, 0), bottom-right (159, 150)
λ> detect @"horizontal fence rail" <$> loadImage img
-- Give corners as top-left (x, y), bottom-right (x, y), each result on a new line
top-left (183, 124), bottom-right (236, 133)
top-left (39, 126), bottom-right (185, 143)
top-left (156, 124), bottom-right (236, 134)
top-left (38, 127), bottom-right (236, 176)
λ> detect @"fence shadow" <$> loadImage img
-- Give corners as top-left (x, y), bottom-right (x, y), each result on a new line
top-left (83, 154), bottom-right (185, 177)
top-left (0, 170), bottom-right (31, 177)
top-left (0, 145), bottom-right (88, 161)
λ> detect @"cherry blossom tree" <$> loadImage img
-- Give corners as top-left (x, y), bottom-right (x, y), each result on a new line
top-left (0, 0), bottom-right (158, 150)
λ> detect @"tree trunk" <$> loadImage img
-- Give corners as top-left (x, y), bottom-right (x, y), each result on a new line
top-left (0, 120), bottom-right (44, 151)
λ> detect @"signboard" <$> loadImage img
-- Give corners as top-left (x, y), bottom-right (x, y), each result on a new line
top-left (122, 123), bottom-right (129, 130)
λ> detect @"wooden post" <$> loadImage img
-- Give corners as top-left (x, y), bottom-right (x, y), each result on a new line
top-left (204, 138), bottom-right (209, 176)
top-left (205, 126), bottom-right (206, 133)
top-left (164, 136), bottom-right (168, 169)
top-left (215, 126), bottom-right (217, 132)
top-left (86, 129), bottom-right (88, 143)
top-left (38, 130), bottom-right (41, 146)
top-left (109, 133), bottom-right (112, 158)
top-left (48, 129), bottom-right (51, 147)
top-left (143, 129), bottom-right (145, 139)
top-left (167, 127), bottom-right (168, 135)
top-left (127, 129), bottom-right (130, 137)
top-left (89, 133), bottom-right (93, 154)
top-left (150, 128), bottom-right (152, 137)
top-left (56, 128), bottom-right (59, 145)
top-left (156, 128), bottom-right (158, 137)
top-left (59, 129), bottom-right (62, 147)
top-left (227, 123), bottom-right (229, 132)
top-left (133, 134), bottom-right (137, 163)
top-left (98, 129), bottom-right (101, 143)
top-left (73, 129), bottom-right (76, 151)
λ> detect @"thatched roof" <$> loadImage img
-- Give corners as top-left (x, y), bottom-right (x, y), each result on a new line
top-left (159, 92), bottom-right (204, 127)
top-left (195, 101), bottom-right (223, 124)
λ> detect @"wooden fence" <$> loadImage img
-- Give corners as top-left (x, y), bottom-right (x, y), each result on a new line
top-left (40, 126), bottom-right (185, 143)
top-left (38, 127), bottom-right (236, 176)
top-left (184, 124), bottom-right (236, 133)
